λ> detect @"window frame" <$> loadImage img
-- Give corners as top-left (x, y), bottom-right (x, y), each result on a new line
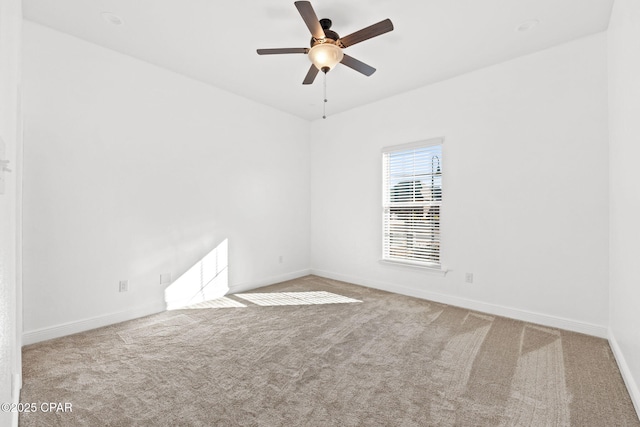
top-left (381, 138), bottom-right (444, 271)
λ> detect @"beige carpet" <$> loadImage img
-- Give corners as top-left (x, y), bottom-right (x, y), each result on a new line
top-left (20, 275), bottom-right (640, 426)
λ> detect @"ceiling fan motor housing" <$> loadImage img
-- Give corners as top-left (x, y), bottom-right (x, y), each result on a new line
top-left (311, 18), bottom-right (340, 46)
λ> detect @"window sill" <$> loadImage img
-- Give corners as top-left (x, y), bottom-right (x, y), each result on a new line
top-left (379, 259), bottom-right (448, 276)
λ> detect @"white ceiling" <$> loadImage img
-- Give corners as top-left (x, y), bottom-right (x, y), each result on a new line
top-left (23, 0), bottom-right (614, 121)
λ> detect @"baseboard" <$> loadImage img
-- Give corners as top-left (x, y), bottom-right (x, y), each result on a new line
top-left (22, 269), bottom-right (312, 345)
top-left (12, 372), bottom-right (21, 400)
top-left (22, 301), bottom-right (166, 345)
top-left (8, 372), bottom-right (21, 427)
top-left (608, 328), bottom-right (640, 418)
top-left (310, 269), bottom-right (608, 338)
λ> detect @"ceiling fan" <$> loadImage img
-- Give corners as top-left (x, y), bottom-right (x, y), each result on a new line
top-left (257, 1), bottom-right (394, 85)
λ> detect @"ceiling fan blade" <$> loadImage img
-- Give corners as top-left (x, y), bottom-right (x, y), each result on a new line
top-left (338, 18), bottom-right (394, 48)
top-left (340, 54), bottom-right (376, 76)
top-left (302, 64), bottom-right (319, 85)
top-left (257, 48), bottom-right (309, 55)
top-left (294, 1), bottom-right (325, 40)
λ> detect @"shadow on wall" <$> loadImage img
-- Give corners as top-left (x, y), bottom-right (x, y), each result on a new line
top-left (164, 238), bottom-right (229, 310)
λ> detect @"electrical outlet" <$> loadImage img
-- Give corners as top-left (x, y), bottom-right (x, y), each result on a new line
top-left (119, 280), bottom-right (129, 292)
top-left (465, 273), bottom-right (474, 283)
top-left (279, 255), bottom-right (283, 264)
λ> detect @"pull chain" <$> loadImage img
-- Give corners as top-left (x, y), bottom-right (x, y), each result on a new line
top-left (323, 71), bottom-right (327, 119)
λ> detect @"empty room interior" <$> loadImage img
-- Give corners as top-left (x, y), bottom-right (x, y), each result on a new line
top-left (1, 0), bottom-right (640, 425)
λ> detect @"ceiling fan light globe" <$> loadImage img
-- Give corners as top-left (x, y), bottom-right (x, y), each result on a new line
top-left (308, 43), bottom-right (343, 71)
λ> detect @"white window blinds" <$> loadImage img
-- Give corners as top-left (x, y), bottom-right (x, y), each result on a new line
top-left (382, 140), bottom-right (442, 267)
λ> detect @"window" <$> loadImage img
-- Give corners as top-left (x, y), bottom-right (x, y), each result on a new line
top-left (382, 139), bottom-right (443, 268)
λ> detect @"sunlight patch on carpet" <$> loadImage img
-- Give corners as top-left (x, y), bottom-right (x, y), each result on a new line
top-left (234, 291), bottom-right (361, 306)
top-left (183, 296), bottom-right (247, 309)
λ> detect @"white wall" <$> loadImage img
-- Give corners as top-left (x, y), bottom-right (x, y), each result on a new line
top-left (310, 33), bottom-right (609, 336)
top-left (608, 0), bottom-right (640, 413)
top-left (0, 0), bottom-right (22, 425)
top-left (22, 22), bottom-right (310, 342)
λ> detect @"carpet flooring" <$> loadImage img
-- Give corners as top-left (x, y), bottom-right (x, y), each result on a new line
top-left (20, 275), bottom-right (640, 426)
